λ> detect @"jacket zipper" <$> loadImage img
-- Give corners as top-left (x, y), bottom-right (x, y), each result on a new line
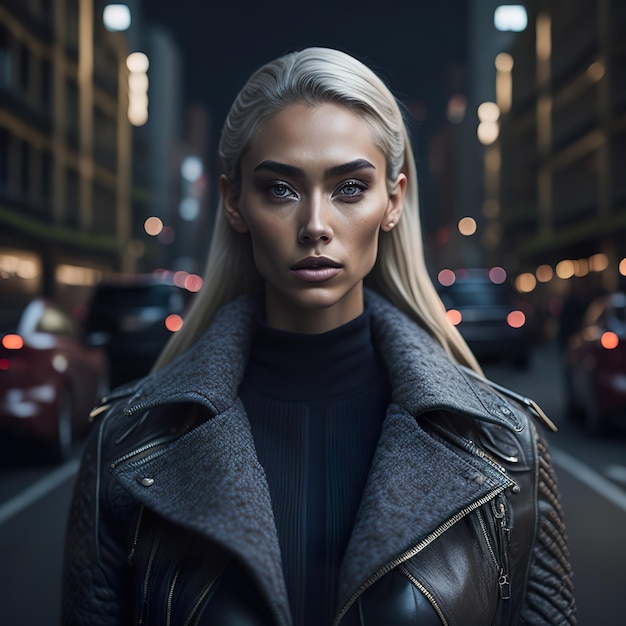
top-left (110, 435), bottom-right (176, 470)
top-left (431, 418), bottom-right (515, 602)
top-left (426, 421), bottom-right (521, 494)
top-left (493, 494), bottom-right (511, 600)
top-left (476, 504), bottom-right (512, 601)
top-left (432, 422), bottom-right (516, 602)
top-left (183, 561), bottom-right (230, 626)
top-left (333, 485), bottom-right (510, 625)
top-left (138, 532), bottom-right (161, 625)
top-left (123, 393), bottom-right (218, 418)
top-left (128, 504), bottom-right (145, 564)
top-left (398, 565), bottom-right (449, 626)
top-left (165, 567), bottom-right (181, 626)
top-left (476, 507), bottom-right (499, 570)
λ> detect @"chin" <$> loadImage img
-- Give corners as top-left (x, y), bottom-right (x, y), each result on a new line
top-left (292, 284), bottom-right (364, 315)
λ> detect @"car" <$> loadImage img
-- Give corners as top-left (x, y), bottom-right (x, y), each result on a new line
top-left (564, 291), bottom-right (626, 435)
top-left (0, 297), bottom-right (108, 461)
top-left (437, 267), bottom-right (535, 369)
top-left (83, 272), bottom-right (197, 388)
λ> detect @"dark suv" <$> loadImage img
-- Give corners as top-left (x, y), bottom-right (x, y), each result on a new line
top-left (84, 274), bottom-right (195, 388)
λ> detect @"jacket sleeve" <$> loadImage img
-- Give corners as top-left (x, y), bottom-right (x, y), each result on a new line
top-left (520, 426), bottom-right (576, 625)
top-left (62, 412), bottom-right (132, 625)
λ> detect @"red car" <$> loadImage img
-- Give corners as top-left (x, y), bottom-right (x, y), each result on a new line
top-left (0, 297), bottom-right (108, 461)
top-left (564, 291), bottom-right (626, 435)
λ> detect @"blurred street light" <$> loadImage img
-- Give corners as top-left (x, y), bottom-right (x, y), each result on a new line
top-left (126, 52), bottom-right (149, 126)
top-left (103, 4), bottom-right (131, 32)
top-left (494, 5), bottom-right (528, 32)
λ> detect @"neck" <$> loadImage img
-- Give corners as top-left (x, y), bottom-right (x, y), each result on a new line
top-left (264, 284), bottom-right (365, 333)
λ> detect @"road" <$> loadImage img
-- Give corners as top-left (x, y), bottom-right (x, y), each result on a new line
top-left (0, 338), bottom-right (624, 625)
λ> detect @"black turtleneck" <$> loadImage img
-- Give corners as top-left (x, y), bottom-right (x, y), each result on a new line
top-left (238, 307), bottom-right (390, 626)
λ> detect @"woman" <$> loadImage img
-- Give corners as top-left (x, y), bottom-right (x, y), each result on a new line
top-left (63, 47), bottom-right (576, 625)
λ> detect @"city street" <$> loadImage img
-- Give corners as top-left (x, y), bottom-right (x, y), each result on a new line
top-left (0, 339), bottom-right (624, 625)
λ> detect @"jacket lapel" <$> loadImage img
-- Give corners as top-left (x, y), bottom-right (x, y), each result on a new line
top-left (335, 292), bottom-right (518, 611)
top-left (337, 404), bottom-right (513, 612)
top-left (113, 401), bottom-right (292, 626)
top-left (112, 297), bottom-right (292, 625)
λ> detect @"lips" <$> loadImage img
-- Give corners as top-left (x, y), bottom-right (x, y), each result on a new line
top-left (291, 256), bottom-right (342, 271)
top-left (290, 256), bottom-right (343, 282)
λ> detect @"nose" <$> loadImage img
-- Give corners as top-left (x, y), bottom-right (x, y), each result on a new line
top-left (298, 194), bottom-right (333, 243)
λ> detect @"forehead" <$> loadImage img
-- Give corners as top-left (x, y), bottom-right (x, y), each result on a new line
top-left (242, 103), bottom-right (385, 172)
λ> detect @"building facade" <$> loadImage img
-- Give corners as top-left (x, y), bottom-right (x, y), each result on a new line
top-left (0, 0), bottom-right (135, 310)
top-left (499, 0), bottom-right (626, 290)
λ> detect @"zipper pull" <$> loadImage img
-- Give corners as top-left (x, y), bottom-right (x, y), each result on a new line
top-left (494, 494), bottom-right (512, 600)
top-left (499, 570), bottom-right (511, 599)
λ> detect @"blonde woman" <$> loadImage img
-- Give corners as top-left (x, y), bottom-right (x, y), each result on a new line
top-left (63, 47), bottom-right (575, 625)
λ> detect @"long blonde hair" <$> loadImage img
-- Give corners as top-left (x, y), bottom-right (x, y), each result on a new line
top-left (154, 47), bottom-right (482, 374)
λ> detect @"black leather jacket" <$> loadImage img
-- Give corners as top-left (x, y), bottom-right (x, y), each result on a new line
top-left (62, 292), bottom-right (576, 625)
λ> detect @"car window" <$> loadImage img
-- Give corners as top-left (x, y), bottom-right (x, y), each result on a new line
top-left (439, 280), bottom-right (512, 308)
top-left (0, 309), bottom-right (25, 334)
top-left (36, 304), bottom-right (76, 337)
top-left (86, 283), bottom-right (190, 331)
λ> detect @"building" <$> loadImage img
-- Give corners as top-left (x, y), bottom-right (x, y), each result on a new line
top-left (498, 0), bottom-right (626, 292)
top-left (0, 0), bottom-right (208, 314)
top-left (0, 0), bottom-right (136, 310)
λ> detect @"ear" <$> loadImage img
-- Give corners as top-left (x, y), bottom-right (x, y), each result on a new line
top-left (380, 173), bottom-right (407, 232)
top-left (220, 174), bottom-right (249, 233)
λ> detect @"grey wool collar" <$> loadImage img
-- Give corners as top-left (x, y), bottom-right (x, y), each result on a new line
top-left (123, 289), bottom-right (520, 431)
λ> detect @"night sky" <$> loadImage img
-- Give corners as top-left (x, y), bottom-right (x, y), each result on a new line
top-left (140, 0), bottom-right (468, 146)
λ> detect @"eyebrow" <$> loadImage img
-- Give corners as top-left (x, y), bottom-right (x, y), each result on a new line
top-left (253, 158), bottom-right (376, 179)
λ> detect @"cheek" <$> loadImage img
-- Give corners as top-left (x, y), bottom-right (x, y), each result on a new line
top-left (349, 217), bottom-right (383, 266)
top-left (246, 218), bottom-right (285, 268)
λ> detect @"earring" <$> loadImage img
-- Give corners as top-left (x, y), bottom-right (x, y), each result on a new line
top-left (387, 221), bottom-right (395, 230)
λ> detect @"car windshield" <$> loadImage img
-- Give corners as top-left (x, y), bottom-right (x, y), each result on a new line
top-left (0, 306), bottom-right (27, 334)
top-left (440, 281), bottom-right (512, 308)
top-left (86, 283), bottom-right (188, 330)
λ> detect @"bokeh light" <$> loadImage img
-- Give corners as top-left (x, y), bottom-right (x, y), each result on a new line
top-left (489, 266), bottom-right (507, 284)
top-left (458, 217), bottom-right (477, 236)
top-left (144, 216), bottom-right (163, 236)
top-left (446, 309), bottom-right (462, 326)
top-left (165, 314), bottom-right (184, 333)
top-left (2, 334), bottom-right (24, 350)
top-left (184, 274), bottom-right (203, 292)
top-left (515, 273), bottom-right (537, 293)
top-left (103, 4), bottom-right (131, 32)
top-left (556, 260), bottom-right (575, 279)
top-left (536, 264), bottom-right (553, 282)
top-left (507, 310), bottom-right (526, 328)
top-left (601, 331), bottom-right (619, 350)
top-left (438, 269), bottom-right (456, 287)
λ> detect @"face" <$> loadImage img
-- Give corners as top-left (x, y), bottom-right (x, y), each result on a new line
top-left (221, 103), bottom-right (406, 333)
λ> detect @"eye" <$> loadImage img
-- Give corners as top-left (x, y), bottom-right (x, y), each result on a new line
top-left (336, 180), bottom-right (366, 200)
top-left (268, 182), bottom-right (297, 201)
